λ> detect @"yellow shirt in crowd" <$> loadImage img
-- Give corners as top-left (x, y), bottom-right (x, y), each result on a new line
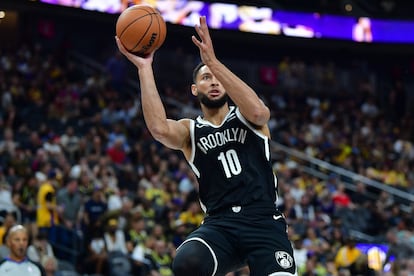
top-left (36, 182), bottom-right (59, 227)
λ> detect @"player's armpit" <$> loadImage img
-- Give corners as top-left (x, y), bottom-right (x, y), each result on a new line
top-left (259, 124), bottom-right (271, 139)
top-left (156, 119), bottom-right (191, 153)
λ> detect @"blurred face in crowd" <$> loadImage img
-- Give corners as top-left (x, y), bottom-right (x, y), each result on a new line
top-left (7, 225), bottom-right (29, 262)
top-left (107, 219), bottom-right (118, 234)
top-left (67, 178), bottom-right (78, 194)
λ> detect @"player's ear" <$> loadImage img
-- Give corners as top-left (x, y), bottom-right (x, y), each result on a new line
top-left (191, 84), bottom-right (198, 96)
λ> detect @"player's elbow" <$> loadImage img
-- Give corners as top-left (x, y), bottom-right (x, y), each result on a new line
top-left (249, 106), bottom-right (270, 126)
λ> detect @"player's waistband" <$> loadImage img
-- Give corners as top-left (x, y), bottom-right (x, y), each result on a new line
top-left (207, 203), bottom-right (281, 217)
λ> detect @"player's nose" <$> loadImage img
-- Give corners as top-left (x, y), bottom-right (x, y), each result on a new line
top-left (211, 76), bottom-right (220, 86)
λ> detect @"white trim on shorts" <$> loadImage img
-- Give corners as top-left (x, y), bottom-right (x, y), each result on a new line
top-left (176, 237), bottom-right (218, 276)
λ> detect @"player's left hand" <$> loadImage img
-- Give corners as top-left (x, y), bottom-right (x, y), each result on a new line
top-left (192, 16), bottom-right (217, 66)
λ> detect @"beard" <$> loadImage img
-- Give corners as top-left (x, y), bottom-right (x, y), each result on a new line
top-left (197, 93), bottom-right (228, 108)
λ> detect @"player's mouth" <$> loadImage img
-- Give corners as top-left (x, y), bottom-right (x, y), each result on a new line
top-left (209, 89), bottom-right (221, 97)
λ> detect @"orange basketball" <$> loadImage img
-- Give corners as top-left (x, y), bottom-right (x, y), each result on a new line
top-left (116, 4), bottom-right (167, 56)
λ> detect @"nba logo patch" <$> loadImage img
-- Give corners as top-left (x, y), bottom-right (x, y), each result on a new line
top-left (275, 251), bottom-right (293, 269)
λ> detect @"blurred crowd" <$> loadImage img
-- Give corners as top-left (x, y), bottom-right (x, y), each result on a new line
top-left (0, 36), bottom-right (414, 276)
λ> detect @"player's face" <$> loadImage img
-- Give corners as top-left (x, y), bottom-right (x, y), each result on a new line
top-left (7, 230), bottom-right (28, 261)
top-left (193, 65), bottom-right (228, 108)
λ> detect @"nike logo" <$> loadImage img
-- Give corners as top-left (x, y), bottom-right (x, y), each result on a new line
top-left (196, 124), bottom-right (209, 128)
top-left (273, 215), bottom-right (282, 220)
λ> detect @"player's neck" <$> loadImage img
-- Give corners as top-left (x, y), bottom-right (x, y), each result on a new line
top-left (201, 105), bottom-right (230, 125)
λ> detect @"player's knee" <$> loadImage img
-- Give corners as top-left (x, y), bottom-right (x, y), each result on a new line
top-left (172, 240), bottom-right (215, 276)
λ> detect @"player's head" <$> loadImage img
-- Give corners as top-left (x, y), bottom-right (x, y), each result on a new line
top-left (6, 224), bottom-right (29, 261)
top-left (191, 62), bottom-right (228, 109)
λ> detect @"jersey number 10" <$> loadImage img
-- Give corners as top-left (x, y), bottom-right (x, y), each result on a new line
top-left (217, 149), bottom-right (242, 178)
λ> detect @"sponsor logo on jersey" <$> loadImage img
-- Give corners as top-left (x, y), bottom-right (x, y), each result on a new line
top-left (275, 251), bottom-right (294, 269)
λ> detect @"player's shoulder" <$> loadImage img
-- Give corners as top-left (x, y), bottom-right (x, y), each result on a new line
top-left (178, 118), bottom-right (192, 125)
top-left (178, 118), bottom-right (192, 135)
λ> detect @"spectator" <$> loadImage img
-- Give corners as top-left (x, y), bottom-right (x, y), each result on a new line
top-left (149, 223), bottom-right (167, 243)
top-left (147, 239), bottom-right (175, 276)
top-left (334, 237), bottom-right (363, 271)
top-left (0, 128), bottom-right (19, 157)
top-left (385, 227), bottom-right (414, 266)
top-left (40, 255), bottom-right (59, 276)
top-left (176, 201), bottom-right (203, 232)
top-left (0, 212), bottom-right (17, 246)
top-left (106, 137), bottom-right (128, 165)
top-left (0, 225), bottom-right (45, 275)
top-left (27, 232), bottom-right (55, 263)
top-left (42, 135), bottom-right (63, 157)
top-left (127, 214), bottom-right (148, 251)
top-left (302, 227), bottom-right (330, 260)
top-left (36, 170), bottom-right (60, 243)
top-left (332, 183), bottom-right (353, 209)
top-left (101, 101), bottom-right (120, 126)
top-left (128, 215), bottom-right (152, 276)
top-left (22, 131), bottom-right (43, 155)
top-left (106, 187), bottom-right (123, 212)
top-left (107, 123), bottom-right (131, 154)
top-left (56, 177), bottom-right (82, 229)
top-left (170, 220), bottom-right (187, 249)
top-left (360, 96), bottom-right (379, 118)
top-left (82, 185), bottom-right (107, 242)
top-left (298, 252), bottom-right (328, 276)
top-left (294, 194), bottom-right (316, 223)
top-left (349, 181), bottom-right (372, 207)
top-left (59, 126), bottom-right (80, 162)
top-left (130, 241), bottom-right (151, 276)
top-left (291, 235), bottom-right (308, 269)
top-left (13, 176), bottom-right (38, 232)
top-left (103, 218), bottom-right (128, 255)
top-left (0, 182), bottom-right (16, 213)
top-left (83, 229), bottom-right (108, 275)
top-left (0, 228), bottom-right (10, 260)
top-left (93, 156), bottom-right (118, 191)
top-left (90, 134), bottom-right (107, 162)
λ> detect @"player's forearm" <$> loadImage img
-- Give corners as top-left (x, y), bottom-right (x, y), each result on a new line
top-left (138, 66), bottom-right (169, 140)
top-left (208, 60), bottom-right (270, 126)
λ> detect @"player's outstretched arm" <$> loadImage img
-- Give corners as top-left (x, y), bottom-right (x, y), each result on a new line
top-left (191, 16), bottom-right (270, 127)
top-left (115, 37), bottom-right (190, 151)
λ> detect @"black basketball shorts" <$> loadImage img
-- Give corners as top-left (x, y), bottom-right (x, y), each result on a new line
top-left (177, 206), bottom-right (297, 276)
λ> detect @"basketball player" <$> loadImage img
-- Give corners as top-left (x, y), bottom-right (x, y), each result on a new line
top-left (115, 16), bottom-right (296, 276)
top-left (0, 225), bottom-right (45, 275)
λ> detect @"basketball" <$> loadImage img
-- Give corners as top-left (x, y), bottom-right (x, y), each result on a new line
top-left (116, 4), bottom-right (167, 56)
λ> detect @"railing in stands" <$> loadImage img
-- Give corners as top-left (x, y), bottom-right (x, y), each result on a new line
top-left (48, 225), bottom-right (84, 267)
top-left (271, 141), bottom-right (414, 211)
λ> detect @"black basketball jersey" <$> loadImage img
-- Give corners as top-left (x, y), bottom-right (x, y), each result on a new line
top-left (188, 106), bottom-right (278, 214)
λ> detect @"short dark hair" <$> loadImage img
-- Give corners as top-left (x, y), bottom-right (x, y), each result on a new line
top-left (192, 62), bottom-right (205, 83)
